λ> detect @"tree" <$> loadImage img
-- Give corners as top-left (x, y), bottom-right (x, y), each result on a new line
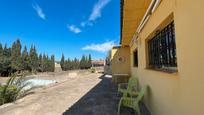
top-left (22, 46), bottom-right (31, 71)
top-left (85, 56), bottom-right (88, 69)
top-left (11, 39), bottom-right (22, 72)
top-left (73, 58), bottom-right (79, 69)
top-left (0, 45), bottom-right (11, 76)
top-left (29, 45), bottom-right (38, 72)
top-left (105, 50), bottom-right (111, 66)
top-left (59, 54), bottom-right (93, 71)
top-left (0, 43), bottom-right (3, 54)
top-left (37, 54), bottom-right (43, 72)
top-left (64, 58), bottom-right (70, 71)
top-left (0, 39), bottom-right (57, 76)
top-left (60, 54), bottom-right (65, 71)
top-left (80, 55), bottom-right (86, 69)
top-left (0, 43), bottom-right (3, 73)
top-left (88, 54), bottom-right (92, 68)
top-left (51, 55), bottom-right (55, 72)
top-left (42, 54), bottom-right (47, 72)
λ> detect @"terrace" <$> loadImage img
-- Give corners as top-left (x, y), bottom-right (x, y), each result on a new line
top-left (0, 70), bottom-right (150, 115)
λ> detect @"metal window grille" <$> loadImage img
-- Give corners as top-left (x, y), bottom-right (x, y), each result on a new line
top-left (148, 21), bottom-right (177, 69)
top-left (134, 50), bottom-right (138, 67)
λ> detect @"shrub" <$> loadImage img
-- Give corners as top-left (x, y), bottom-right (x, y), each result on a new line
top-left (0, 73), bottom-right (32, 105)
top-left (90, 67), bottom-right (96, 73)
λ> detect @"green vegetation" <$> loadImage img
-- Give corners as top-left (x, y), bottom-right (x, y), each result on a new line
top-left (0, 39), bottom-right (55, 77)
top-left (105, 50), bottom-right (111, 66)
top-left (90, 67), bottom-right (96, 73)
top-left (60, 54), bottom-right (92, 71)
top-left (0, 73), bottom-right (32, 105)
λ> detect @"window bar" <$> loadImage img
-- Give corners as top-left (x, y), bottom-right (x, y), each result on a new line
top-left (171, 22), bottom-right (177, 66)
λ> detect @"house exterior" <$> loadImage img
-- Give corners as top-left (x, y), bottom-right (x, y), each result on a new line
top-left (112, 0), bottom-right (204, 115)
top-left (91, 60), bottom-right (105, 67)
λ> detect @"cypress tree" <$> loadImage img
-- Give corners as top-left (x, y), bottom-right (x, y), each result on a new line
top-left (84, 55), bottom-right (87, 69)
top-left (30, 45), bottom-right (38, 72)
top-left (68, 58), bottom-right (72, 70)
top-left (42, 53), bottom-right (47, 72)
top-left (0, 39), bottom-right (57, 75)
top-left (1, 45), bottom-right (11, 76)
top-left (0, 43), bottom-right (3, 54)
top-left (22, 46), bottom-right (31, 71)
top-left (105, 50), bottom-right (111, 65)
top-left (80, 55), bottom-right (86, 69)
top-left (38, 53), bottom-right (43, 72)
top-left (11, 41), bottom-right (17, 72)
top-left (64, 58), bottom-right (70, 70)
top-left (60, 54), bottom-right (65, 71)
top-left (11, 39), bottom-right (22, 72)
top-left (45, 54), bottom-right (49, 72)
top-left (73, 58), bottom-right (79, 69)
top-left (51, 55), bottom-right (55, 72)
top-left (0, 43), bottom-right (3, 74)
top-left (88, 54), bottom-right (92, 68)
top-left (16, 39), bottom-right (23, 71)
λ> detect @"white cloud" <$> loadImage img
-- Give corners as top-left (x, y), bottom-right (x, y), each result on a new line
top-left (67, 0), bottom-right (110, 32)
top-left (80, 0), bottom-right (110, 28)
top-left (82, 41), bottom-right (115, 53)
top-left (32, 3), bottom-right (46, 20)
top-left (67, 25), bottom-right (82, 34)
top-left (89, 0), bottom-right (110, 21)
top-left (80, 21), bottom-right (94, 27)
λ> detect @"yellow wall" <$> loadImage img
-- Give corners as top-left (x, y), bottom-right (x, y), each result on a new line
top-left (111, 46), bottom-right (130, 75)
top-left (126, 0), bottom-right (204, 115)
top-left (174, 0), bottom-right (204, 114)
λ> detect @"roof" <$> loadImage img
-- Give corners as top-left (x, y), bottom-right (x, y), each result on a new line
top-left (120, 0), bottom-right (124, 44)
top-left (91, 60), bottom-right (104, 65)
top-left (120, 0), bottom-right (151, 45)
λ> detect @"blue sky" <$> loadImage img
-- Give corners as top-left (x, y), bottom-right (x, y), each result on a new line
top-left (0, 0), bottom-right (120, 61)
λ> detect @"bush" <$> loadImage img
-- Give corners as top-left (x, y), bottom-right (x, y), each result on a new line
top-left (90, 67), bottom-right (96, 73)
top-left (0, 85), bottom-right (17, 105)
top-left (0, 73), bottom-right (32, 105)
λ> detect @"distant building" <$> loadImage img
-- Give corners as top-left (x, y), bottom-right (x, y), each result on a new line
top-left (91, 60), bottom-right (104, 67)
top-left (55, 62), bottom-right (62, 72)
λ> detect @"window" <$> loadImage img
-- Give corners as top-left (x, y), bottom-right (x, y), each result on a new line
top-left (133, 49), bottom-right (138, 67)
top-left (148, 21), bottom-right (177, 71)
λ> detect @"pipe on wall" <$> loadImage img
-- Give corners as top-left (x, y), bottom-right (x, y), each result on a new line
top-left (136, 0), bottom-right (156, 33)
top-left (130, 0), bottom-right (161, 46)
top-left (151, 0), bottom-right (161, 13)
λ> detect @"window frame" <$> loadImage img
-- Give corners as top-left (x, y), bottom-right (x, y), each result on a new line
top-left (133, 49), bottom-right (138, 67)
top-left (147, 21), bottom-right (177, 72)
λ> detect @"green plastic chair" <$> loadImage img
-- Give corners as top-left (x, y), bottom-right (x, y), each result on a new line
top-left (118, 77), bottom-right (138, 97)
top-left (118, 85), bottom-right (148, 115)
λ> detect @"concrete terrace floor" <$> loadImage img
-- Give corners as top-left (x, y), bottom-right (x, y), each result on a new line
top-left (0, 72), bottom-right (150, 115)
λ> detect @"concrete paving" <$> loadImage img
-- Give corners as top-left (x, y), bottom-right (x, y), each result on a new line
top-left (0, 72), bottom-right (150, 115)
top-left (0, 73), bottom-right (102, 115)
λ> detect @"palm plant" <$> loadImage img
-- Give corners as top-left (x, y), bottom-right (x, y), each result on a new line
top-left (0, 73), bottom-right (32, 105)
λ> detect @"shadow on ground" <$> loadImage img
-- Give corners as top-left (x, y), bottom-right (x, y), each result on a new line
top-left (63, 75), bottom-right (150, 115)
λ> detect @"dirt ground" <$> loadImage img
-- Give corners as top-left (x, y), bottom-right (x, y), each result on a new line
top-left (0, 70), bottom-right (150, 115)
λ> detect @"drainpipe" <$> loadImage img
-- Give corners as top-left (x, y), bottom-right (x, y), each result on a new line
top-left (151, 0), bottom-right (161, 13)
top-left (130, 0), bottom-right (161, 46)
top-left (136, 0), bottom-right (156, 33)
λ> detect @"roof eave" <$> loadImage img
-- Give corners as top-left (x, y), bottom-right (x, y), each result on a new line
top-left (120, 0), bottom-right (124, 45)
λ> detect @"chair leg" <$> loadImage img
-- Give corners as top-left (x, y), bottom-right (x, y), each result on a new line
top-left (118, 98), bottom-right (123, 115)
top-left (134, 104), bottom-right (141, 115)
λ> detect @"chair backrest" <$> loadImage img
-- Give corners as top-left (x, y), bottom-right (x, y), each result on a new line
top-left (127, 77), bottom-right (138, 92)
top-left (135, 85), bottom-right (148, 103)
